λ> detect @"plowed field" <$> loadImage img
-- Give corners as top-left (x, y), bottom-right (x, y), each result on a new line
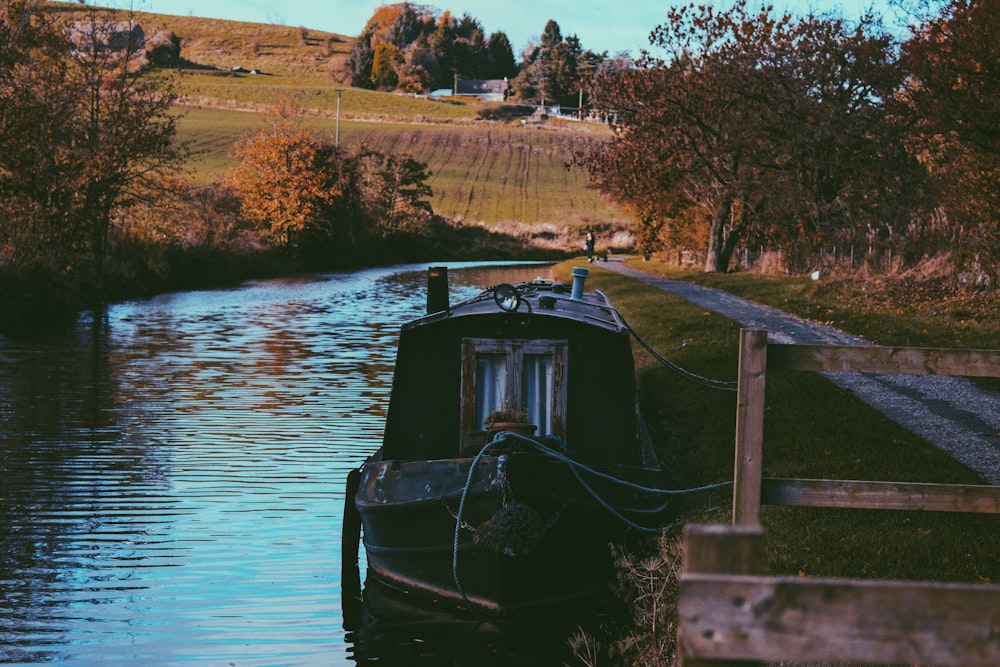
top-left (178, 107), bottom-right (627, 226)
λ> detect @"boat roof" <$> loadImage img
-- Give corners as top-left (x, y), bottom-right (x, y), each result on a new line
top-left (402, 278), bottom-right (628, 333)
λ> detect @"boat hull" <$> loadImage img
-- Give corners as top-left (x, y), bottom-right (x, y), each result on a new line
top-left (355, 450), bottom-right (662, 615)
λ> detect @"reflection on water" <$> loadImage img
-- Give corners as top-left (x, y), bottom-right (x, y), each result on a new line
top-left (0, 262), bottom-right (604, 666)
top-left (343, 577), bottom-right (626, 666)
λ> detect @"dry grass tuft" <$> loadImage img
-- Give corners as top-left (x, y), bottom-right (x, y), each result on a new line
top-left (569, 530), bottom-right (686, 666)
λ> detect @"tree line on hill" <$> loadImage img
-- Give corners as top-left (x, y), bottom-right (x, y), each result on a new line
top-left (344, 3), bottom-right (611, 109)
top-left (585, 0), bottom-right (1000, 283)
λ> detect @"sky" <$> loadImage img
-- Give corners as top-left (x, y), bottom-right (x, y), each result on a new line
top-left (81, 0), bottom-right (903, 57)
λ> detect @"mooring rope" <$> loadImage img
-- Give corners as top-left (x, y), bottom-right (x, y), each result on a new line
top-left (450, 432), bottom-right (735, 607)
top-left (619, 315), bottom-right (738, 391)
top-left (452, 439), bottom-right (501, 612)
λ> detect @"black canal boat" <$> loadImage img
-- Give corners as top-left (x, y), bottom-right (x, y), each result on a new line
top-left (343, 266), bottom-right (671, 615)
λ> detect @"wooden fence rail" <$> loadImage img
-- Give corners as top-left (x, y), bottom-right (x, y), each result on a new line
top-left (732, 329), bottom-right (1000, 525)
top-left (681, 526), bottom-right (1000, 667)
top-left (679, 330), bottom-right (1000, 666)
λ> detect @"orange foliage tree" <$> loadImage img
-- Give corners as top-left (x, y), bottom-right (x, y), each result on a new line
top-left (229, 95), bottom-right (351, 247)
top-left (229, 94), bottom-right (436, 256)
top-left (0, 0), bottom-right (183, 290)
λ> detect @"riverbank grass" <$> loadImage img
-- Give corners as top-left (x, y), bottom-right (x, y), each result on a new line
top-left (620, 256), bottom-right (1000, 349)
top-left (553, 260), bottom-right (999, 663)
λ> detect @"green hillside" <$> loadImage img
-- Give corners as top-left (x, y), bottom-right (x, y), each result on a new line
top-left (180, 108), bottom-right (625, 226)
top-left (47, 1), bottom-right (626, 227)
top-left (45, 0), bottom-right (353, 79)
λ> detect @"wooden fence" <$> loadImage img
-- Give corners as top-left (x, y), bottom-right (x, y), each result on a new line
top-left (679, 329), bottom-right (1000, 666)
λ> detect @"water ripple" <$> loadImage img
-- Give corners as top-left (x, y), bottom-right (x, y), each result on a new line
top-left (0, 262), bottom-right (552, 665)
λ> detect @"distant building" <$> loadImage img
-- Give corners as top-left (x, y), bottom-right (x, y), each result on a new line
top-left (453, 78), bottom-right (511, 102)
top-left (70, 21), bottom-right (146, 54)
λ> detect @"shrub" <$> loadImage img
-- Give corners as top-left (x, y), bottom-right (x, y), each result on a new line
top-left (476, 103), bottom-right (534, 121)
top-left (146, 30), bottom-right (180, 66)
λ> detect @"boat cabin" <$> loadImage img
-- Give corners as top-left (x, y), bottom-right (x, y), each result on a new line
top-left (381, 277), bottom-right (644, 467)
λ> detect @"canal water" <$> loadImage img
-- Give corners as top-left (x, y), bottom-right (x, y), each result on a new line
top-left (0, 262), bottom-right (610, 666)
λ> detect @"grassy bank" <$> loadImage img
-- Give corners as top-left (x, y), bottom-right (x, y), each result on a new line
top-left (621, 257), bottom-right (1000, 350)
top-left (552, 259), bottom-right (999, 663)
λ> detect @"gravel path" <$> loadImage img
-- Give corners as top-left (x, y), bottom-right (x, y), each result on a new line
top-left (603, 261), bottom-right (1000, 484)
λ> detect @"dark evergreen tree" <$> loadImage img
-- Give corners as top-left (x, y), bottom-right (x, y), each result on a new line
top-left (427, 15), bottom-right (457, 89)
top-left (345, 29), bottom-right (375, 87)
top-left (486, 31), bottom-right (518, 79)
top-left (540, 19), bottom-right (562, 49)
top-left (512, 19), bottom-right (591, 106)
top-left (385, 3), bottom-right (429, 48)
top-left (452, 14), bottom-right (489, 78)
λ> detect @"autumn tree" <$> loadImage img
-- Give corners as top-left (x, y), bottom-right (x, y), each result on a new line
top-left (0, 1), bottom-right (184, 291)
top-left (901, 0), bottom-right (1000, 272)
top-left (0, 0), bottom-right (72, 273)
top-left (229, 95), bottom-right (435, 254)
top-left (346, 4), bottom-right (526, 92)
top-left (347, 4), bottom-right (437, 89)
top-left (73, 8), bottom-right (185, 282)
top-left (587, 1), bottom-right (914, 272)
top-left (357, 149), bottom-right (434, 236)
top-left (229, 96), bottom-right (351, 246)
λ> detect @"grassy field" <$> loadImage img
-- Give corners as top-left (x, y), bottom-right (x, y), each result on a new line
top-left (46, 1), bottom-right (354, 79)
top-left (178, 107), bottom-right (625, 226)
top-left (172, 75), bottom-right (481, 119)
top-left (621, 257), bottom-right (1000, 349)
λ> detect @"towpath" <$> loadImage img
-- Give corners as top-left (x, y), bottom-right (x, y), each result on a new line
top-left (601, 261), bottom-right (1000, 485)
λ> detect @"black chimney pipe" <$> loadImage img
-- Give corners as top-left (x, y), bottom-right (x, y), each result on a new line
top-left (426, 266), bottom-right (449, 315)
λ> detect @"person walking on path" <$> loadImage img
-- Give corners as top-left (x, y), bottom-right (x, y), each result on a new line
top-left (585, 231), bottom-right (596, 262)
top-left (600, 260), bottom-right (1000, 485)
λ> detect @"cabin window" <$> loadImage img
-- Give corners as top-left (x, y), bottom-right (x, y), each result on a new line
top-left (474, 353), bottom-right (507, 422)
top-left (523, 354), bottom-right (553, 430)
top-left (461, 338), bottom-right (568, 445)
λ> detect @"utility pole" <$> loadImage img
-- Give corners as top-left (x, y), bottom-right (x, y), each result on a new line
top-left (336, 89), bottom-right (342, 146)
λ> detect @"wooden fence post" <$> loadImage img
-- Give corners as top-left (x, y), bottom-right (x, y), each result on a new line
top-left (680, 335), bottom-right (1000, 666)
top-left (733, 329), bottom-right (768, 526)
top-left (684, 523), bottom-right (764, 575)
top-left (681, 524), bottom-right (765, 667)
